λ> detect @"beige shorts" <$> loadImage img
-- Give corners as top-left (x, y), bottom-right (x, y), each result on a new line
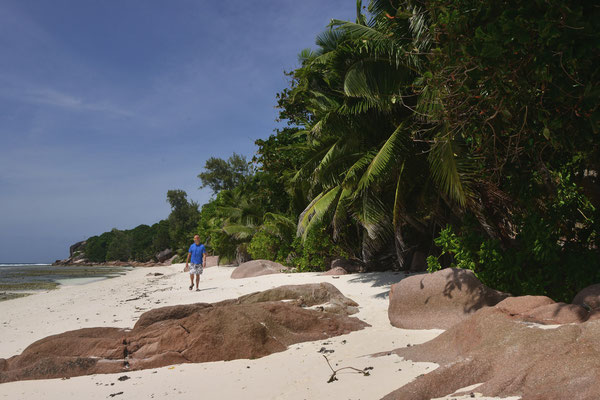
top-left (189, 263), bottom-right (203, 275)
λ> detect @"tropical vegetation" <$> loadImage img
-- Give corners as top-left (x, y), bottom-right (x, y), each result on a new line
top-left (84, 0), bottom-right (599, 302)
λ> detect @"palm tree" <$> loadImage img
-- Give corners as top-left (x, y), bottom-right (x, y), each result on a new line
top-left (284, 1), bottom-right (482, 268)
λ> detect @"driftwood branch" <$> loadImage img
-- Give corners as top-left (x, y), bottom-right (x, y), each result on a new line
top-left (323, 355), bottom-right (373, 383)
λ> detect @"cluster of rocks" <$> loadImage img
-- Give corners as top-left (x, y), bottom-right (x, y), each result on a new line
top-left (228, 257), bottom-right (367, 279)
top-left (52, 240), bottom-right (88, 265)
top-left (382, 268), bottom-right (600, 400)
top-left (0, 283), bottom-right (367, 383)
top-left (53, 257), bottom-right (178, 268)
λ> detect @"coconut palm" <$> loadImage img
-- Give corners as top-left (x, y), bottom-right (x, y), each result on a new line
top-left (285, 1), bottom-right (482, 268)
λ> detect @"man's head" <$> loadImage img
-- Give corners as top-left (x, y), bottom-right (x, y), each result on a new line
top-left (194, 234), bottom-right (201, 244)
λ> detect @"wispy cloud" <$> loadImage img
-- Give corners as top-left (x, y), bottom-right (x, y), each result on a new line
top-left (20, 87), bottom-right (134, 117)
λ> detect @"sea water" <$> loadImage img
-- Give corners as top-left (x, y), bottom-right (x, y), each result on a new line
top-left (0, 263), bottom-right (131, 294)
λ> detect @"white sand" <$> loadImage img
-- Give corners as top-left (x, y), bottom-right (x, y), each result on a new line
top-left (0, 264), bottom-right (515, 400)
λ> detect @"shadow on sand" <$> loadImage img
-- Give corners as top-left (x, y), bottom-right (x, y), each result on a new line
top-left (347, 271), bottom-right (425, 299)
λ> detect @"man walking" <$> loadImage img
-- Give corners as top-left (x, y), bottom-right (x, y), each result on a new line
top-left (186, 234), bottom-right (206, 291)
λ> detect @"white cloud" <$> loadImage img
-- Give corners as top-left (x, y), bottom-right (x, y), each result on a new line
top-left (21, 87), bottom-right (134, 117)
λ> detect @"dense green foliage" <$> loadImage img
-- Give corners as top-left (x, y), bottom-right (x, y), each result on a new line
top-left (83, 0), bottom-right (599, 301)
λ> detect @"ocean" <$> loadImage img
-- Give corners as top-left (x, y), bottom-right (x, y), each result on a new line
top-left (0, 263), bottom-right (132, 300)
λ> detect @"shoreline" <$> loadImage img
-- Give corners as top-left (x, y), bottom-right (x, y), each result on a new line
top-left (0, 264), bottom-right (132, 300)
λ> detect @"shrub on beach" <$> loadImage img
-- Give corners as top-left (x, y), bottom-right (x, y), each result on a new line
top-left (291, 226), bottom-right (349, 272)
top-left (248, 231), bottom-right (289, 263)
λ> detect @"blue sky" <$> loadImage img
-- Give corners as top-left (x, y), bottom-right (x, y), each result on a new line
top-left (0, 0), bottom-right (355, 263)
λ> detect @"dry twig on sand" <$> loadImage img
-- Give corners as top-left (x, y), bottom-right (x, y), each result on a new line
top-left (323, 355), bottom-right (373, 383)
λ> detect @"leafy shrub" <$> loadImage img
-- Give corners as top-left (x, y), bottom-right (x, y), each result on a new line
top-left (291, 225), bottom-right (349, 272)
top-left (248, 231), bottom-right (291, 262)
top-left (428, 167), bottom-right (600, 302)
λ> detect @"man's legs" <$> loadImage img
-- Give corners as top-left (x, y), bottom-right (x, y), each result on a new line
top-left (195, 273), bottom-right (200, 288)
top-left (189, 270), bottom-right (195, 290)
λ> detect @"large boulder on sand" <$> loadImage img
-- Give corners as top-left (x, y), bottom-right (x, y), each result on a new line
top-left (388, 268), bottom-right (509, 329)
top-left (155, 248), bottom-right (174, 263)
top-left (230, 260), bottom-right (288, 279)
top-left (525, 302), bottom-right (589, 324)
top-left (494, 295), bottom-right (555, 315)
top-left (0, 284), bottom-right (367, 383)
top-left (331, 258), bottom-right (365, 273)
top-left (226, 282), bottom-right (360, 315)
top-left (320, 266), bottom-right (348, 276)
top-left (573, 283), bottom-right (600, 310)
top-left (205, 256), bottom-right (219, 267)
top-left (496, 296), bottom-right (589, 324)
top-left (380, 298), bottom-right (600, 400)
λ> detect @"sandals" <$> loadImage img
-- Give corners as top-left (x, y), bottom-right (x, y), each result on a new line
top-left (196, 288), bottom-right (201, 292)
top-left (189, 284), bottom-right (194, 291)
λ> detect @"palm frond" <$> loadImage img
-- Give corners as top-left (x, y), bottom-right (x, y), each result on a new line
top-left (392, 162), bottom-right (406, 229)
top-left (408, 6), bottom-right (432, 53)
top-left (315, 28), bottom-right (346, 53)
top-left (357, 123), bottom-right (409, 192)
top-left (298, 48), bottom-right (318, 64)
top-left (355, 189), bottom-right (393, 241)
top-left (367, 0), bottom-right (397, 16)
top-left (356, 0), bottom-right (367, 26)
top-left (428, 134), bottom-right (474, 208)
top-left (330, 19), bottom-right (391, 42)
top-left (342, 151), bottom-right (377, 186)
top-left (292, 144), bottom-right (332, 184)
top-left (332, 187), bottom-right (353, 239)
top-left (297, 186), bottom-right (342, 239)
top-left (344, 60), bottom-right (412, 100)
top-left (261, 212), bottom-right (296, 239)
top-left (222, 224), bottom-right (256, 240)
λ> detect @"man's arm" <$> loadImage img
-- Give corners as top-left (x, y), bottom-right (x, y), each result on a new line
top-left (185, 252), bottom-right (191, 270)
top-left (203, 251), bottom-right (207, 266)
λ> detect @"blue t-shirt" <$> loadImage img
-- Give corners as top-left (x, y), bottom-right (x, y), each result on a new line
top-left (188, 243), bottom-right (206, 264)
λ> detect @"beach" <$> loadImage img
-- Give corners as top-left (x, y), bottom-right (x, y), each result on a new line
top-left (0, 263), bottom-right (516, 400)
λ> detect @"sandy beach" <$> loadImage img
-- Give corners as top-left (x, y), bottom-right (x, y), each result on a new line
top-left (0, 264), bottom-right (519, 400)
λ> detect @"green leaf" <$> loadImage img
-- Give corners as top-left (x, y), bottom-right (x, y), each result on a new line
top-left (543, 127), bottom-right (550, 140)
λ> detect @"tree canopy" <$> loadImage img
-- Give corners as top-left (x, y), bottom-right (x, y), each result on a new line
top-left (197, 153), bottom-right (253, 194)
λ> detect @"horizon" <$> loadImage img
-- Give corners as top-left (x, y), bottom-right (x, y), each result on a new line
top-left (0, 0), bottom-right (355, 263)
